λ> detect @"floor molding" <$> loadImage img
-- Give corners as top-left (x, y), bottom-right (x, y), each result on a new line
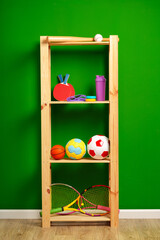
top-left (119, 209), bottom-right (160, 219)
top-left (0, 210), bottom-right (41, 219)
top-left (0, 209), bottom-right (160, 219)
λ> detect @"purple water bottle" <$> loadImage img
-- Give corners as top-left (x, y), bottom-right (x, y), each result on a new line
top-left (95, 75), bottom-right (106, 101)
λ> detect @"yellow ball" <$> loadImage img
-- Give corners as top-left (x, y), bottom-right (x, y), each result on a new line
top-left (65, 138), bottom-right (86, 159)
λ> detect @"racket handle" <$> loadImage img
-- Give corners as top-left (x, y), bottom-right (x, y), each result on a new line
top-left (63, 74), bottom-right (70, 84)
top-left (50, 207), bottom-right (63, 214)
top-left (58, 74), bottom-right (63, 83)
top-left (39, 207), bottom-right (63, 217)
top-left (97, 205), bottom-right (110, 212)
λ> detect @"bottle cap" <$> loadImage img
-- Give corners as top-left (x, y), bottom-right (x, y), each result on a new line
top-left (95, 75), bottom-right (106, 81)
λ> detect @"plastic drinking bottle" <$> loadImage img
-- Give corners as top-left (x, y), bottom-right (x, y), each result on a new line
top-left (95, 75), bottom-right (106, 101)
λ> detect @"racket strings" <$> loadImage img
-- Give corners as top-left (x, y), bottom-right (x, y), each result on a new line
top-left (50, 184), bottom-right (110, 217)
top-left (51, 185), bottom-right (79, 209)
top-left (82, 186), bottom-right (109, 207)
top-left (78, 197), bottom-right (108, 216)
top-left (78, 186), bottom-right (110, 216)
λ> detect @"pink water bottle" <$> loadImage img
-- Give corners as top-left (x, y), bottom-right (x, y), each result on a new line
top-left (95, 75), bottom-right (106, 101)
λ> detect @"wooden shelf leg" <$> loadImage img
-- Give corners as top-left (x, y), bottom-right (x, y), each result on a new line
top-left (40, 36), bottom-right (51, 228)
top-left (109, 35), bottom-right (119, 228)
top-left (42, 155), bottom-right (51, 228)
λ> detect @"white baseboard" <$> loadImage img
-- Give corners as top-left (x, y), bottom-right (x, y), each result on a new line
top-left (0, 210), bottom-right (41, 219)
top-left (0, 210), bottom-right (160, 219)
top-left (119, 209), bottom-right (160, 219)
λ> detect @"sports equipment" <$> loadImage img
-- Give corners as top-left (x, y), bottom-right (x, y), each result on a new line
top-left (63, 74), bottom-right (75, 97)
top-left (85, 96), bottom-right (96, 102)
top-left (85, 99), bottom-right (96, 102)
top-left (86, 96), bottom-right (96, 99)
top-left (87, 135), bottom-right (109, 159)
top-left (67, 95), bottom-right (86, 102)
top-left (50, 145), bottom-right (65, 160)
top-left (50, 183), bottom-right (110, 216)
top-left (95, 75), bottom-right (106, 101)
top-left (53, 74), bottom-right (75, 101)
top-left (67, 83), bottom-right (75, 97)
top-left (65, 138), bottom-right (86, 159)
top-left (94, 34), bottom-right (103, 42)
top-left (53, 81), bottom-right (70, 101)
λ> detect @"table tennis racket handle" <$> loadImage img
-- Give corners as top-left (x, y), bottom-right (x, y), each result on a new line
top-left (64, 74), bottom-right (70, 84)
top-left (58, 74), bottom-right (63, 83)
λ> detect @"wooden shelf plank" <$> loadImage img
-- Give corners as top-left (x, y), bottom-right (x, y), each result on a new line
top-left (50, 42), bottom-right (109, 46)
top-left (50, 214), bottom-right (110, 222)
top-left (49, 158), bottom-right (110, 163)
top-left (48, 36), bottom-right (110, 43)
top-left (48, 101), bottom-right (109, 104)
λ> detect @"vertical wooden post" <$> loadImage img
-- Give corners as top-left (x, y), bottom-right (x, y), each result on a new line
top-left (109, 35), bottom-right (119, 227)
top-left (40, 36), bottom-right (51, 228)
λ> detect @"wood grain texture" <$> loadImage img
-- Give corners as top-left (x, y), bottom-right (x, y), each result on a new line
top-left (0, 219), bottom-right (160, 240)
top-left (40, 36), bottom-right (51, 228)
top-left (48, 36), bottom-right (110, 42)
top-left (50, 42), bottom-right (109, 46)
top-left (48, 43), bottom-right (52, 214)
top-left (49, 158), bottom-right (110, 163)
top-left (48, 101), bottom-right (109, 104)
top-left (109, 35), bottom-right (119, 228)
top-left (50, 214), bottom-right (110, 222)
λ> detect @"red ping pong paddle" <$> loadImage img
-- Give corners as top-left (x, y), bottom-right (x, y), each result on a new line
top-left (67, 83), bottom-right (75, 96)
top-left (53, 74), bottom-right (75, 101)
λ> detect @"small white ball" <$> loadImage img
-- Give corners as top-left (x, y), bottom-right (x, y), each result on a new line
top-left (94, 34), bottom-right (103, 42)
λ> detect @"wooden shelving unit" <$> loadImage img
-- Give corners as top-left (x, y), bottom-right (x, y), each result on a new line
top-left (40, 35), bottom-right (119, 228)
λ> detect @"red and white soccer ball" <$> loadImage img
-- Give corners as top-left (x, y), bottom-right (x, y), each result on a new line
top-left (87, 135), bottom-right (109, 159)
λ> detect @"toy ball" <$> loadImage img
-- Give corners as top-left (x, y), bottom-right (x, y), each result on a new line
top-left (94, 34), bottom-right (103, 42)
top-left (65, 138), bottom-right (86, 159)
top-left (87, 135), bottom-right (109, 159)
top-left (50, 145), bottom-right (65, 160)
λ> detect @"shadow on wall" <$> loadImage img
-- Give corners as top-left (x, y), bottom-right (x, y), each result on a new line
top-left (1, 44), bottom-right (42, 208)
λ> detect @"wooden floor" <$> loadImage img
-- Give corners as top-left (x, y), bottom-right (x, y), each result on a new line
top-left (0, 219), bottom-right (160, 240)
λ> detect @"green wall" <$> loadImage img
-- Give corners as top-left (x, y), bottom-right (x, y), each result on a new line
top-left (0, 0), bottom-right (160, 209)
